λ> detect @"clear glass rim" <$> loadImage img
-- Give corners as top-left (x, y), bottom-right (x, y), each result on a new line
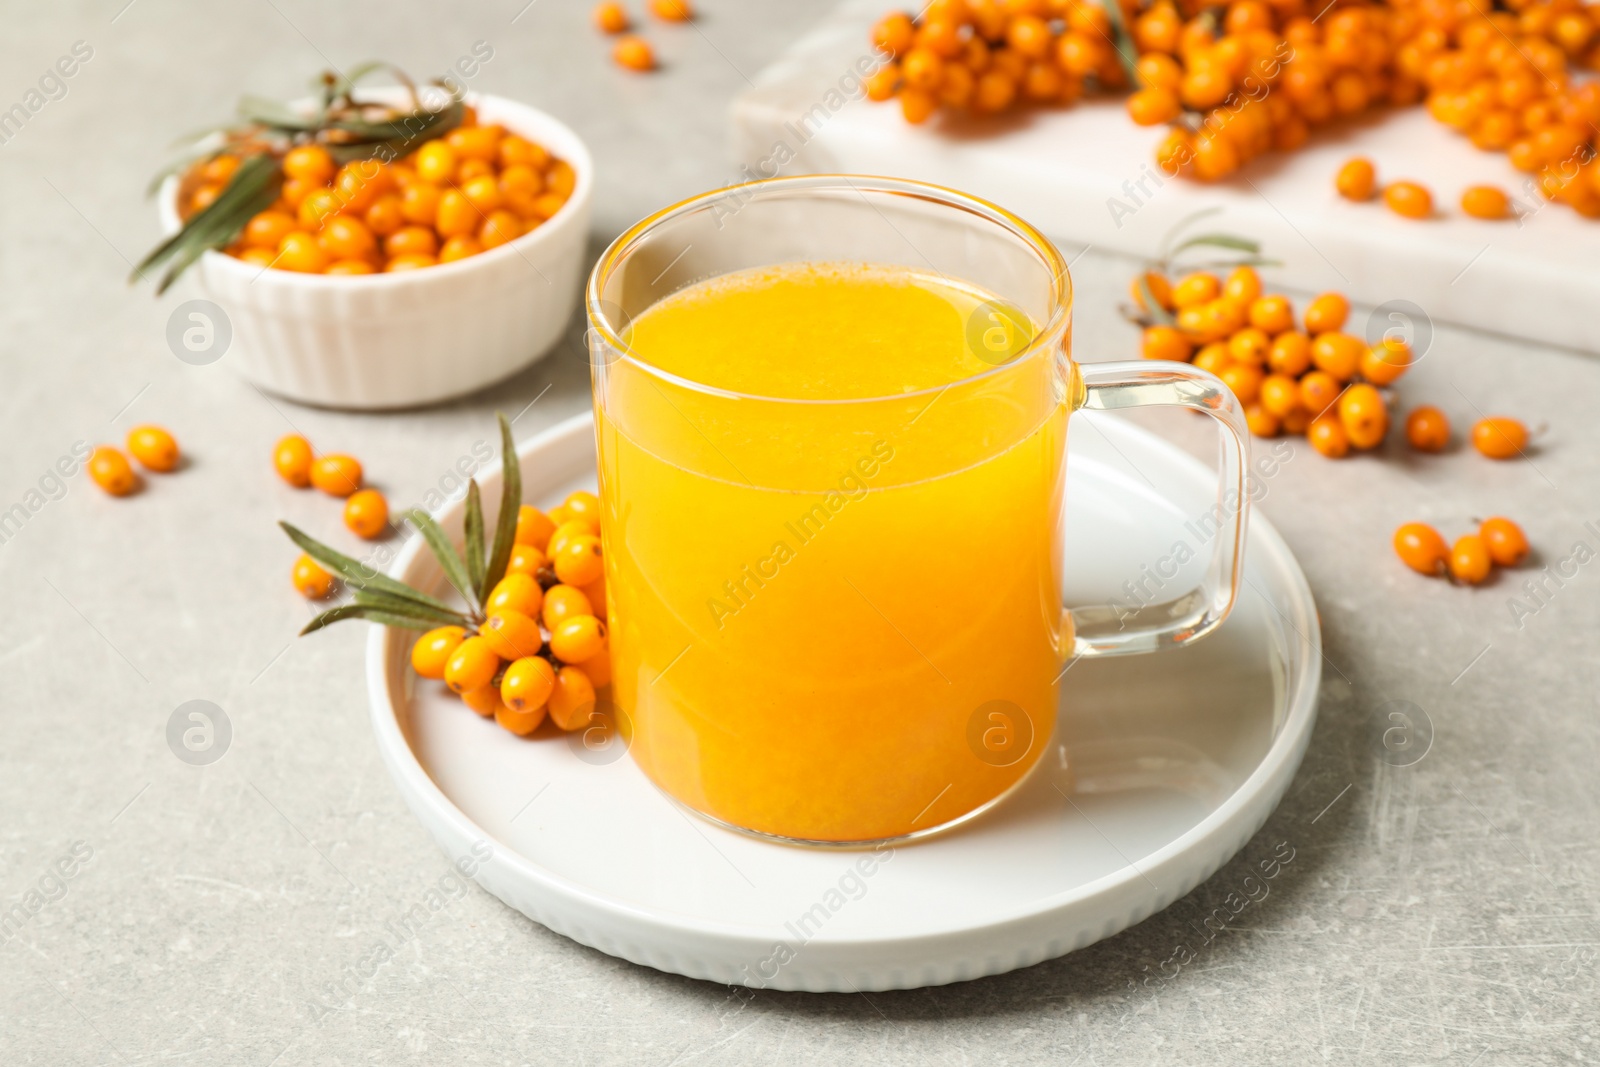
top-left (585, 174), bottom-right (1073, 407)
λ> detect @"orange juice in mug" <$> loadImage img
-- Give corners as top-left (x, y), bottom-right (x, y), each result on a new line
top-left (588, 177), bottom-right (1250, 845)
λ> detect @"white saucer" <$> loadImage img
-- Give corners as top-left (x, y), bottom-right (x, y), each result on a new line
top-left (367, 411), bottom-right (1320, 992)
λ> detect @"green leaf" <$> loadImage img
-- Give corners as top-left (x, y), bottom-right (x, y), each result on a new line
top-left (1172, 233), bottom-right (1263, 256)
top-left (134, 153), bottom-right (282, 293)
top-left (279, 521), bottom-right (459, 613)
top-left (405, 509), bottom-right (479, 610)
top-left (464, 480), bottom-right (487, 606)
top-left (482, 413), bottom-right (521, 597)
top-left (238, 93), bottom-right (324, 131)
top-left (353, 588), bottom-right (473, 627)
top-left (1136, 274), bottom-right (1174, 326)
top-left (1098, 0), bottom-right (1142, 90)
top-left (300, 603), bottom-right (438, 635)
top-left (1158, 206), bottom-right (1225, 261)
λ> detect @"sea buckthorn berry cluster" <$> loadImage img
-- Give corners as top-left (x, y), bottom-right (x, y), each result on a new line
top-left (274, 433), bottom-right (390, 595)
top-left (1135, 266), bottom-right (1410, 452)
top-left (870, 0), bottom-right (1600, 206)
top-left (1394, 516), bottom-right (1527, 584)
top-left (88, 425), bottom-right (184, 496)
top-left (198, 114), bottom-right (574, 276)
top-left (410, 489), bottom-right (612, 737)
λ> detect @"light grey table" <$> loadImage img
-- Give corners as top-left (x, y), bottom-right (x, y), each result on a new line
top-left (2, 2), bottom-right (1596, 1064)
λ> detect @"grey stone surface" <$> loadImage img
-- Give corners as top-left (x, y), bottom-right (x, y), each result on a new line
top-left (1, 1), bottom-right (1597, 1064)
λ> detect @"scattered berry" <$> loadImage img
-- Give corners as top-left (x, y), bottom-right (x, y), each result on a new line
top-left (1471, 417), bottom-right (1529, 459)
top-left (1336, 157), bottom-right (1376, 201)
top-left (292, 553), bottom-right (336, 598)
top-left (593, 1), bottom-right (629, 33)
top-left (1393, 523), bottom-right (1448, 576)
top-left (1479, 517), bottom-right (1529, 566)
top-left (1404, 406), bottom-right (1450, 452)
top-left (1461, 185), bottom-right (1510, 220)
top-left (126, 425), bottom-right (180, 472)
top-left (1449, 534), bottom-right (1493, 584)
top-left (342, 488), bottom-right (389, 539)
top-left (1383, 181), bottom-right (1434, 220)
top-left (89, 446), bottom-right (140, 496)
top-left (614, 36), bottom-right (655, 71)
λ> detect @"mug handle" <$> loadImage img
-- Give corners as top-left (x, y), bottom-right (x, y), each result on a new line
top-left (1066, 360), bottom-right (1251, 658)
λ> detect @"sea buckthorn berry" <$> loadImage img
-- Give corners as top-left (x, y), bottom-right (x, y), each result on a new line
top-left (1260, 374), bottom-right (1302, 418)
top-left (1384, 181), bottom-right (1434, 219)
top-left (582, 643), bottom-right (612, 688)
top-left (1267, 331), bottom-right (1312, 376)
top-left (1172, 271), bottom-right (1221, 308)
top-left (547, 518), bottom-right (600, 561)
top-left (650, 0), bottom-right (692, 19)
top-left (1404, 406), bottom-right (1451, 452)
top-left (460, 685), bottom-right (506, 719)
top-left (1394, 522), bottom-right (1448, 576)
top-left (1299, 370), bottom-right (1342, 416)
top-left (546, 161), bottom-right (576, 198)
top-left (1461, 185), bottom-right (1510, 219)
top-left (364, 194), bottom-right (405, 237)
top-left (334, 161), bottom-right (393, 214)
top-left (500, 135), bottom-right (550, 170)
top-left (298, 188), bottom-right (344, 230)
top-left (1223, 266), bottom-right (1262, 305)
top-left (1449, 534), bottom-right (1493, 584)
top-left (495, 702), bottom-right (545, 735)
top-left (563, 491), bottom-right (602, 524)
top-left (550, 615), bottom-right (607, 664)
top-left (435, 190), bottom-right (479, 237)
top-left (1220, 363), bottom-right (1264, 405)
top-left (276, 231), bottom-right (328, 273)
top-left (487, 572), bottom-right (544, 617)
top-left (439, 235), bottom-right (483, 263)
top-left (1130, 271), bottom-right (1174, 313)
top-left (317, 215), bottom-right (377, 261)
top-left (400, 182), bottom-right (442, 225)
top-left (547, 665), bottom-right (597, 731)
top-left (1479, 517), bottom-right (1529, 567)
top-left (1361, 338), bottom-right (1411, 385)
top-left (325, 259), bottom-right (375, 276)
top-left (343, 489), bottom-right (389, 540)
top-left (283, 144), bottom-right (336, 185)
top-left (479, 609), bottom-right (542, 662)
top-left (385, 225), bottom-right (438, 259)
top-left (515, 506), bottom-right (558, 549)
top-left (580, 574), bottom-right (607, 615)
top-left (1308, 415), bottom-right (1350, 458)
top-left (446, 126), bottom-right (503, 163)
top-left (554, 534), bottom-right (605, 587)
top-left (386, 253), bottom-right (436, 272)
top-left (411, 626), bottom-right (466, 679)
top-left (1311, 331), bottom-right (1364, 381)
top-left (445, 636), bottom-right (500, 694)
top-left (1337, 383), bottom-right (1388, 449)
top-left (462, 174), bottom-right (503, 214)
top-left (1245, 402), bottom-right (1280, 437)
top-left (871, 11), bottom-right (915, 56)
top-left (126, 425), bottom-right (179, 472)
top-left (614, 35), bottom-right (656, 71)
top-left (1281, 407), bottom-right (1311, 436)
top-left (1303, 293), bottom-right (1349, 334)
top-left (89, 446), bottom-right (139, 496)
top-left (542, 584), bottom-right (594, 629)
top-left (238, 247), bottom-right (276, 267)
top-left (1227, 327), bottom-right (1271, 364)
top-left (507, 542), bottom-right (546, 578)
top-left (1336, 157), bottom-right (1377, 200)
top-left (479, 210), bottom-right (522, 249)
top-left (1142, 325), bottom-right (1193, 362)
top-left (863, 65), bottom-right (900, 102)
top-left (501, 655), bottom-right (556, 714)
top-left (415, 141), bottom-right (457, 184)
top-left (291, 553), bottom-right (335, 599)
top-left (1128, 86), bottom-right (1181, 125)
top-left (309, 454), bottom-right (363, 497)
top-left (1472, 417), bottom-right (1528, 459)
top-left (1193, 343), bottom-right (1230, 375)
top-left (244, 211), bottom-right (297, 249)
top-left (274, 434), bottom-right (314, 487)
top-left (529, 192), bottom-right (569, 220)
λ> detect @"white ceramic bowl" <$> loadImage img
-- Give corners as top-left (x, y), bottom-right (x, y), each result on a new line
top-left (158, 91), bottom-right (593, 410)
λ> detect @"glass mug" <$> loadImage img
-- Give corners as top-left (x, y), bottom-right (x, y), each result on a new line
top-left (586, 176), bottom-right (1248, 846)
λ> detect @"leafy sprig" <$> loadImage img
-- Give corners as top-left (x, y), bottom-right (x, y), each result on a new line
top-left (1123, 208), bottom-right (1281, 328)
top-left (135, 63), bottom-right (465, 294)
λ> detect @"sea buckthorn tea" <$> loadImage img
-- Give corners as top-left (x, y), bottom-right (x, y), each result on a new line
top-left (588, 177), bottom-right (1253, 846)
top-left (597, 262), bottom-right (1068, 843)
